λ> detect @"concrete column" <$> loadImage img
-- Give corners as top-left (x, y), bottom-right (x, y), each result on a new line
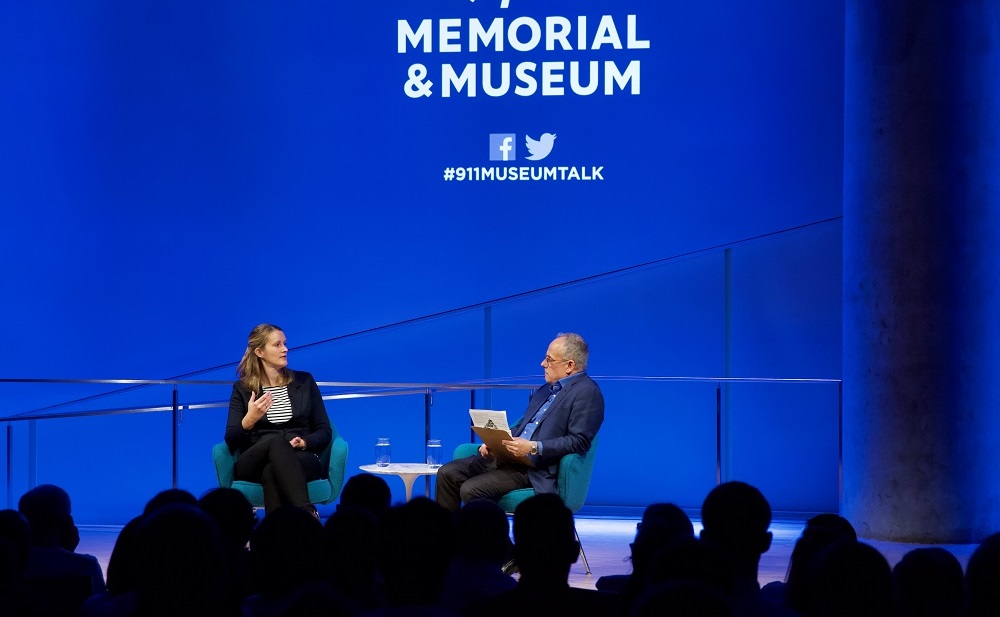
top-left (843, 1), bottom-right (1000, 543)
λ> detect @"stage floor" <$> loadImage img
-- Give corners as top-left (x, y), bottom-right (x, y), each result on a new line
top-left (77, 514), bottom-right (981, 590)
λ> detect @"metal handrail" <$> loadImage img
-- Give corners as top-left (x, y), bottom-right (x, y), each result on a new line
top-left (0, 374), bottom-right (839, 423)
top-left (1, 375), bottom-right (843, 507)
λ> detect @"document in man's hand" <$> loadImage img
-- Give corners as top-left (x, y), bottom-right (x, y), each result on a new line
top-left (469, 409), bottom-right (512, 432)
top-left (468, 409), bottom-right (533, 467)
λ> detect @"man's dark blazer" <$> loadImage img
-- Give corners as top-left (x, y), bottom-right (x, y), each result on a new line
top-left (224, 370), bottom-right (332, 455)
top-left (510, 372), bottom-right (604, 494)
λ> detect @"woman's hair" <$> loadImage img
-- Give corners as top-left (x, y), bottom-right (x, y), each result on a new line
top-left (236, 323), bottom-right (292, 392)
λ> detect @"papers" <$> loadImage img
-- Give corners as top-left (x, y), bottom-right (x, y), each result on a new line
top-left (468, 408), bottom-right (533, 467)
top-left (469, 409), bottom-right (512, 433)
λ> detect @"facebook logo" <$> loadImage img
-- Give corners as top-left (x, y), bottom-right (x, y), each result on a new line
top-left (489, 133), bottom-right (516, 161)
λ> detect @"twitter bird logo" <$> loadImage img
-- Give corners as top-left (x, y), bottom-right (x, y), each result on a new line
top-left (525, 133), bottom-right (556, 161)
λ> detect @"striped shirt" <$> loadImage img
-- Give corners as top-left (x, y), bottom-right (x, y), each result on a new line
top-left (263, 385), bottom-right (293, 424)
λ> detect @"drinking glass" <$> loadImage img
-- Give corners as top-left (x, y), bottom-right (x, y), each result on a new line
top-left (426, 439), bottom-right (443, 468)
top-left (375, 437), bottom-right (391, 467)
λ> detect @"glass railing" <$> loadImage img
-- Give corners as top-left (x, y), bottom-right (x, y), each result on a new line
top-left (0, 217), bottom-right (843, 523)
top-left (0, 375), bottom-right (841, 524)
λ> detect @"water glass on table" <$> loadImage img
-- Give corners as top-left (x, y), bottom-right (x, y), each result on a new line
top-left (375, 437), bottom-right (391, 467)
top-left (426, 439), bottom-right (443, 468)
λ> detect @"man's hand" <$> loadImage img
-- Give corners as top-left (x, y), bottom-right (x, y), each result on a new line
top-left (478, 443), bottom-right (490, 457)
top-left (501, 436), bottom-right (533, 457)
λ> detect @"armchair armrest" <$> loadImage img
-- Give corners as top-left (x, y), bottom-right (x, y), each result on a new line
top-left (212, 442), bottom-right (237, 488)
top-left (453, 442), bottom-right (480, 459)
top-left (326, 434), bottom-right (349, 500)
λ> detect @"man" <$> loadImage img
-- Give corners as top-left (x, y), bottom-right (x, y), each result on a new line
top-left (440, 500), bottom-right (517, 613)
top-left (479, 493), bottom-right (624, 616)
top-left (435, 332), bottom-right (604, 512)
top-left (17, 484), bottom-right (106, 611)
top-left (700, 481), bottom-right (796, 617)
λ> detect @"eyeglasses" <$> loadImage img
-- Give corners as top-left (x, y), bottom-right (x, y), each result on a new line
top-left (543, 356), bottom-right (570, 366)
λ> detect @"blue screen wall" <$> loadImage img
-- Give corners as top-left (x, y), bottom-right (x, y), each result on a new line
top-left (0, 0), bottom-right (845, 521)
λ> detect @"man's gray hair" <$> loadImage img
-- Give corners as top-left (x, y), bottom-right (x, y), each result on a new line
top-left (556, 332), bottom-right (589, 371)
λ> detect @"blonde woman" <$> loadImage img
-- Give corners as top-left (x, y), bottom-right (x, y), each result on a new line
top-left (224, 324), bottom-right (331, 516)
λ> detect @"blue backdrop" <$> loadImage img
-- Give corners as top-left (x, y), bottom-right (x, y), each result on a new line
top-left (1, 0), bottom-right (845, 522)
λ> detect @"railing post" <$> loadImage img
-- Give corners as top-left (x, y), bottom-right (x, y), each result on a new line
top-left (28, 419), bottom-right (36, 489)
top-left (6, 423), bottom-right (12, 509)
top-left (838, 380), bottom-right (843, 512)
top-left (172, 385), bottom-right (179, 489)
top-left (716, 382), bottom-right (722, 485)
top-left (425, 388), bottom-right (433, 496)
top-left (469, 389), bottom-right (476, 443)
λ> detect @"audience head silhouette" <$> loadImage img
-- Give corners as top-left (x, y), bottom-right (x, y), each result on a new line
top-left (0, 509), bottom-right (31, 589)
top-left (198, 487), bottom-right (256, 605)
top-left (338, 472), bottom-right (392, 518)
top-left (143, 488), bottom-right (198, 515)
top-left (639, 502), bottom-right (695, 538)
top-left (810, 539), bottom-right (893, 617)
top-left (102, 515), bottom-right (145, 598)
top-left (249, 504), bottom-right (326, 599)
top-left (512, 493), bottom-right (579, 586)
top-left (0, 510), bottom-right (35, 617)
top-left (17, 484), bottom-right (77, 550)
top-left (455, 499), bottom-right (511, 564)
top-left (199, 487), bottom-right (256, 552)
top-left (783, 512), bottom-right (858, 613)
top-left (376, 496), bottom-right (456, 607)
top-left (440, 499), bottom-right (518, 614)
top-left (322, 504), bottom-right (382, 611)
top-left (595, 502), bottom-right (694, 597)
top-left (700, 481), bottom-right (772, 582)
top-left (22, 468), bottom-right (1000, 617)
top-left (965, 531), bottom-right (1000, 617)
top-left (892, 546), bottom-right (964, 617)
top-left (134, 502), bottom-right (230, 617)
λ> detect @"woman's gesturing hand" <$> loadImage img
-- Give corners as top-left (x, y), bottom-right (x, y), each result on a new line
top-left (243, 390), bottom-right (273, 429)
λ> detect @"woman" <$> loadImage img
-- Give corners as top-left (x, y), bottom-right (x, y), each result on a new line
top-left (224, 324), bottom-right (331, 516)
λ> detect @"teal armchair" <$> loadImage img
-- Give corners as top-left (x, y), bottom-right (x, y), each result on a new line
top-left (452, 433), bottom-right (599, 573)
top-left (212, 422), bottom-right (349, 509)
